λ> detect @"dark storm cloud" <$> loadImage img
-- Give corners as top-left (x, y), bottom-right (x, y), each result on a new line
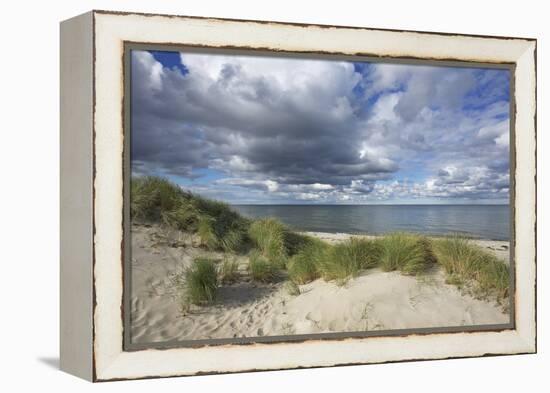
top-left (131, 51), bottom-right (395, 185)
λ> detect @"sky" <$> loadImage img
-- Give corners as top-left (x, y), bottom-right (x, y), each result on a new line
top-left (130, 49), bottom-right (510, 205)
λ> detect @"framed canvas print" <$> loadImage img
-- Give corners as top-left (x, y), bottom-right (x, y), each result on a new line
top-left (60, 10), bottom-right (537, 382)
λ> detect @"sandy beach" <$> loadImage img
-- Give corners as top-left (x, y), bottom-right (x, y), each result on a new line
top-left (130, 224), bottom-right (510, 344)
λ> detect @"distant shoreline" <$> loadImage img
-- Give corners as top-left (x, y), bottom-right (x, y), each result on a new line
top-left (297, 230), bottom-right (510, 243)
top-left (232, 204), bottom-right (510, 242)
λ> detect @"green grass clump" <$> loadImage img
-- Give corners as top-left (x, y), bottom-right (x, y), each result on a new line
top-left (284, 231), bottom-right (316, 257)
top-left (248, 251), bottom-right (278, 282)
top-left (197, 216), bottom-right (218, 249)
top-left (287, 237), bottom-right (328, 284)
top-left (219, 256), bottom-right (240, 284)
top-left (433, 236), bottom-right (509, 301)
top-left (318, 238), bottom-right (382, 284)
top-left (445, 274), bottom-right (465, 288)
top-left (131, 176), bottom-right (187, 222)
top-left (192, 198), bottom-right (249, 252)
top-left (131, 176), bottom-right (249, 252)
top-left (161, 203), bottom-right (201, 231)
top-left (248, 218), bottom-right (288, 267)
top-left (197, 213), bottom-right (248, 252)
top-left (379, 233), bottom-right (433, 275)
top-left (184, 257), bottom-right (219, 305)
top-left (198, 197), bottom-right (248, 247)
top-left (285, 281), bottom-right (301, 296)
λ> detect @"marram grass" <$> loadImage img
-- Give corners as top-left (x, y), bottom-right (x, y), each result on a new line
top-left (248, 250), bottom-right (279, 283)
top-left (131, 176), bottom-right (249, 252)
top-left (219, 256), bottom-right (240, 284)
top-left (131, 176), bottom-right (186, 222)
top-left (248, 218), bottom-right (288, 267)
top-left (318, 238), bottom-right (382, 284)
top-left (184, 257), bottom-right (219, 305)
top-left (285, 280), bottom-right (301, 296)
top-left (287, 237), bottom-right (327, 284)
top-left (379, 233), bottom-right (435, 275)
top-left (433, 236), bottom-right (509, 301)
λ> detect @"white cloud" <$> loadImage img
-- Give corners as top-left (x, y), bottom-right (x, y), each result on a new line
top-left (297, 193), bottom-right (321, 201)
top-left (495, 133), bottom-right (509, 148)
top-left (133, 51), bottom-right (164, 90)
top-left (310, 183), bottom-right (334, 191)
top-left (478, 120), bottom-right (509, 148)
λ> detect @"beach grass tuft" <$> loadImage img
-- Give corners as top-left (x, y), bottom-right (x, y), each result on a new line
top-left (197, 215), bottom-right (218, 249)
top-left (285, 281), bottom-right (301, 296)
top-left (284, 231), bottom-right (316, 257)
top-left (433, 236), bottom-right (509, 301)
top-left (161, 203), bottom-right (201, 231)
top-left (248, 218), bottom-right (288, 267)
top-left (131, 176), bottom-right (187, 222)
top-left (248, 250), bottom-right (279, 282)
top-left (318, 238), bottom-right (382, 284)
top-left (195, 202), bottom-right (249, 252)
top-left (219, 256), bottom-right (240, 284)
top-left (132, 176), bottom-right (249, 252)
top-left (184, 257), bottom-right (219, 305)
top-left (379, 233), bottom-right (433, 275)
top-left (287, 237), bottom-right (328, 284)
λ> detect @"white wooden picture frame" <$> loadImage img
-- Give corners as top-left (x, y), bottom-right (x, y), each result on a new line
top-left (60, 10), bottom-right (536, 382)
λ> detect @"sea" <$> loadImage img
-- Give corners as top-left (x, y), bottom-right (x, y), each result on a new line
top-left (232, 205), bottom-right (510, 241)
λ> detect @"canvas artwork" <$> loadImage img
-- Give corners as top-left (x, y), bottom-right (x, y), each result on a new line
top-left (125, 48), bottom-right (513, 348)
top-left (59, 11), bottom-right (536, 381)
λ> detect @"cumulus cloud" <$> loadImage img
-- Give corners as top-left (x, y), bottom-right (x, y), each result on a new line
top-left (131, 50), bottom-right (510, 204)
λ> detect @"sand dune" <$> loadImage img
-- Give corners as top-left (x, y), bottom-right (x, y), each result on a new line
top-left (130, 224), bottom-right (510, 345)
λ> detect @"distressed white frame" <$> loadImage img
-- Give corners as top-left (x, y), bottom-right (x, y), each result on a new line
top-left (61, 10), bottom-right (536, 382)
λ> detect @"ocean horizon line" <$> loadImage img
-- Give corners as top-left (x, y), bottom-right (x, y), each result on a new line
top-left (231, 204), bottom-right (510, 240)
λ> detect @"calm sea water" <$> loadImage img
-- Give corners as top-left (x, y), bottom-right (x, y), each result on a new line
top-left (232, 205), bottom-right (510, 241)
